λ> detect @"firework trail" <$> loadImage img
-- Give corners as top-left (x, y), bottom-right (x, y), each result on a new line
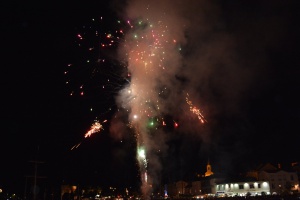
top-left (84, 119), bottom-right (107, 138)
top-left (71, 119), bottom-right (107, 150)
top-left (186, 93), bottom-right (207, 123)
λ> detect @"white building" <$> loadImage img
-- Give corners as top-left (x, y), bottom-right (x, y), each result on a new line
top-left (246, 162), bottom-right (299, 195)
top-left (259, 170), bottom-right (299, 194)
top-left (215, 181), bottom-right (270, 197)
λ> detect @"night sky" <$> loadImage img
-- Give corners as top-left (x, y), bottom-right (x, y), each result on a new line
top-left (1, 0), bottom-right (300, 197)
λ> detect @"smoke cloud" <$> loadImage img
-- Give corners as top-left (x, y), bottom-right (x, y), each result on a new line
top-left (107, 0), bottom-right (294, 197)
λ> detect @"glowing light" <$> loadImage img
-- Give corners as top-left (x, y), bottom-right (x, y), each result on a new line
top-left (138, 148), bottom-right (146, 159)
top-left (174, 122), bottom-right (179, 128)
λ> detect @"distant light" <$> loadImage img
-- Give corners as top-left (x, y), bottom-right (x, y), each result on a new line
top-left (174, 122), bottom-right (178, 128)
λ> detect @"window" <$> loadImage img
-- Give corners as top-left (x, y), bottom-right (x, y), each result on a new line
top-left (272, 184), bottom-right (275, 189)
top-left (239, 185), bottom-right (244, 189)
top-left (258, 184), bottom-right (261, 188)
top-left (250, 184), bottom-right (254, 189)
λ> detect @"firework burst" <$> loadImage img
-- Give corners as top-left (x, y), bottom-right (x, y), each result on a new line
top-left (71, 119), bottom-right (107, 150)
top-left (66, 7), bottom-right (207, 198)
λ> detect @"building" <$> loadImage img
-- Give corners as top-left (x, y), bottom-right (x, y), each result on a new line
top-left (190, 181), bottom-right (202, 195)
top-left (165, 181), bottom-right (188, 198)
top-left (259, 170), bottom-right (298, 194)
top-left (165, 161), bottom-right (300, 198)
top-left (246, 162), bottom-right (299, 195)
top-left (165, 161), bottom-right (222, 198)
top-left (215, 181), bottom-right (270, 197)
top-left (61, 185), bottom-right (77, 200)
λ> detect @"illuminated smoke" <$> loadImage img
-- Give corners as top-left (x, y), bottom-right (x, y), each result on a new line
top-left (115, 1), bottom-right (196, 198)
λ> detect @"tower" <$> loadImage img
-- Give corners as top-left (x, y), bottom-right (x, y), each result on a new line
top-left (205, 160), bottom-right (214, 177)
